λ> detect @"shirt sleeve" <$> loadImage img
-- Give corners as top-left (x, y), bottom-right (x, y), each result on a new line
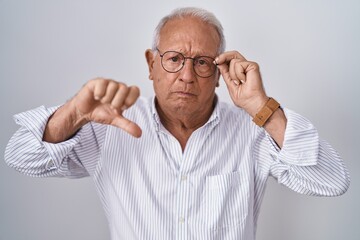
top-left (4, 105), bottom-right (107, 178)
top-left (265, 108), bottom-right (350, 196)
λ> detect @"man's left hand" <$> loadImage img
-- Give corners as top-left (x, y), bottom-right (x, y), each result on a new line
top-left (215, 51), bottom-right (269, 117)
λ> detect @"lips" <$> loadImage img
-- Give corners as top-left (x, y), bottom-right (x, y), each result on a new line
top-left (172, 91), bottom-right (197, 97)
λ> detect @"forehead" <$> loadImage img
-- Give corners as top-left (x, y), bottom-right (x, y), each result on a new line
top-left (158, 16), bottom-right (220, 56)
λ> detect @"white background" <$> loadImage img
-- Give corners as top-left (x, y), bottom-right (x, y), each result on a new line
top-left (1, 0), bottom-right (359, 239)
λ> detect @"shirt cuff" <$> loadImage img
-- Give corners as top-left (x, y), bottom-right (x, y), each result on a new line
top-left (13, 105), bottom-right (82, 170)
top-left (267, 108), bottom-right (319, 167)
top-left (14, 105), bottom-right (60, 142)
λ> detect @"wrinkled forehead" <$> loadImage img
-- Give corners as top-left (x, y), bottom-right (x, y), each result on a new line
top-left (158, 16), bottom-right (220, 56)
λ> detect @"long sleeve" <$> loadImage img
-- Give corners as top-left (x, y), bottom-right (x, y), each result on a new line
top-left (4, 106), bottom-right (107, 178)
top-left (266, 108), bottom-right (350, 196)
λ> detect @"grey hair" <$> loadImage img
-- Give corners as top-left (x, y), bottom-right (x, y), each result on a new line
top-left (152, 7), bottom-right (226, 54)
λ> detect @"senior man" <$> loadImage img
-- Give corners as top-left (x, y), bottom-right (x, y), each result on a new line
top-left (5, 7), bottom-right (349, 240)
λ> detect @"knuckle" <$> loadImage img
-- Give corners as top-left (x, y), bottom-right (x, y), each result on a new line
top-left (88, 77), bottom-right (102, 84)
top-left (96, 78), bottom-right (107, 84)
top-left (118, 82), bottom-right (128, 91)
top-left (230, 50), bottom-right (240, 58)
top-left (108, 80), bottom-right (118, 89)
top-left (88, 78), bottom-right (101, 87)
top-left (90, 77), bottom-right (103, 83)
top-left (118, 85), bottom-right (129, 95)
top-left (94, 79), bottom-right (108, 91)
top-left (251, 62), bottom-right (259, 69)
top-left (234, 60), bottom-right (242, 66)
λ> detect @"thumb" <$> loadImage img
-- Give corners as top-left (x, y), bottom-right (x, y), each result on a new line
top-left (111, 116), bottom-right (142, 138)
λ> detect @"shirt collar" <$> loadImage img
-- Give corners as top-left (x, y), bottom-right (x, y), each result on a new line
top-left (151, 96), bottom-right (161, 131)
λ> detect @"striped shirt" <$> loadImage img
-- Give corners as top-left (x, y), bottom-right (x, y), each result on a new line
top-left (4, 96), bottom-right (350, 240)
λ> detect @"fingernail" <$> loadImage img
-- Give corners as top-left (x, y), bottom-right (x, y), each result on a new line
top-left (233, 80), bottom-right (240, 86)
top-left (94, 95), bottom-right (100, 100)
top-left (215, 58), bottom-right (219, 64)
top-left (121, 105), bottom-right (127, 111)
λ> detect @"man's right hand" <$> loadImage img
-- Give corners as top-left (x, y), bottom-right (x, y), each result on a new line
top-left (43, 78), bottom-right (141, 143)
top-left (74, 78), bottom-right (141, 137)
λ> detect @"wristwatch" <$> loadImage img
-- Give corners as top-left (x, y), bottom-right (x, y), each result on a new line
top-left (252, 98), bottom-right (280, 127)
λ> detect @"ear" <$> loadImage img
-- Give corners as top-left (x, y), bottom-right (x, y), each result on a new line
top-left (145, 49), bottom-right (155, 80)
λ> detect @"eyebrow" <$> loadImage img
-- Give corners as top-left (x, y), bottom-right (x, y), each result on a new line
top-left (168, 48), bottom-right (216, 58)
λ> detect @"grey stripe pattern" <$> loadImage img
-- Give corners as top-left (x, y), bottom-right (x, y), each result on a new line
top-left (4, 96), bottom-right (350, 240)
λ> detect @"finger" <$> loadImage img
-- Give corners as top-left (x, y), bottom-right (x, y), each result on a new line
top-left (216, 63), bottom-right (232, 85)
top-left (101, 81), bottom-right (119, 104)
top-left (217, 62), bottom-right (241, 89)
top-left (215, 51), bottom-right (246, 65)
top-left (228, 60), bottom-right (245, 86)
top-left (93, 78), bottom-right (109, 100)
top-left (112, 116), bottom-right (142, 138)
top-left (234, 61), bottom-right (246, 83)
top-left (229, 60), bottom-right (238, 80)
top-left (110, 84), bottom-right (130, 111)
top-left (122, 86), bottom-right (140, 110)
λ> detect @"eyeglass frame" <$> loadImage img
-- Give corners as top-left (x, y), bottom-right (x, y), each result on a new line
top-left (155, 47), bottom-right (218, 78)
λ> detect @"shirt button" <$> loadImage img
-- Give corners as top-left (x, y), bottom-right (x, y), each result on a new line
top-left (179, 217), bottom-right (185, 223)
top-left (181, 175), bottom-right (187, 181)
top-left (46, 159), bottom-right (56, 170)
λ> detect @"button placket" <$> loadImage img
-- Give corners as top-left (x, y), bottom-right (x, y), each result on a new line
top-left (181, 175), bottom-right (187, 181)
top-left (176, 172), bottom-right (190, 239)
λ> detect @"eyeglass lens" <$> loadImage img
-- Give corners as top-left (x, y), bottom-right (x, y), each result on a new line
top-left (161, 51), bottom-right (216, 78)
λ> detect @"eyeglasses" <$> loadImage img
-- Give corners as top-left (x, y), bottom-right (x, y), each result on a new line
top-left (156, 48), bottom-right (217, 78)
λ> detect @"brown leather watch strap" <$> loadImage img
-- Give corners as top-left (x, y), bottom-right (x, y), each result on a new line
top-left (252, 98), bottom-right (280, 127)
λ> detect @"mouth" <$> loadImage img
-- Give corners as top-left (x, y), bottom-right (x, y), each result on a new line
top-left (172, 91), bottom-right (197, 97)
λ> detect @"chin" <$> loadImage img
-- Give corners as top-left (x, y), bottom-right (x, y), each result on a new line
top-left (172, 101), bottom-right (198, 115)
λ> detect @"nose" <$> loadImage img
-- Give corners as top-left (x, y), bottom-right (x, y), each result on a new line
top-left (179, 58), bottom-right (196, 83)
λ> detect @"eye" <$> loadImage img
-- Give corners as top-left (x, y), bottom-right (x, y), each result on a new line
top-left (171, 56), bottom-right (179, 62)
top-left (198, 59), bottom-right (206, 65)
top-left (163, 52), bottom-right (182, 63)
top-left (196, 57), bottom-right (211, 67)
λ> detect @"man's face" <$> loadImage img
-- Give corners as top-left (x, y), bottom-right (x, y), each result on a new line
top-left (146, 17), bottom-right (221, 117)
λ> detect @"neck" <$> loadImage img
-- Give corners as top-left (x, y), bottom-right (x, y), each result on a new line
top-left (155, 97), bottom-right (216, 151)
